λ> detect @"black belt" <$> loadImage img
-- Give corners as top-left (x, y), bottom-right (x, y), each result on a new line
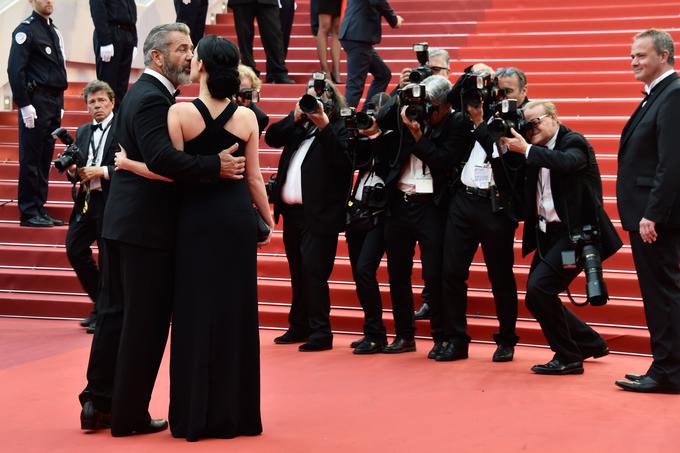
top-left (32, 85), bottom-right (63, 97)
top-left (462, 185), bottom-right (492, 199)
top-left (401, 192), bottom-right (433, 203)
top-left (111, 22), bottom-right (135, 32)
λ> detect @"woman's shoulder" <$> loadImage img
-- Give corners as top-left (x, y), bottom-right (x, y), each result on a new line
top-left (169, 101), bottom-right (198, 114)
top-left (234, 104), bottom-right (257, 121)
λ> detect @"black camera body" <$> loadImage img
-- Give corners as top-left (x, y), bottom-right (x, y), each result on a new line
top-left (488, 99), bottom-right (529, 139)
top-left (51, 127), bottom-right (85, 173)
top-left (562, 225), bottom-right (608, 306)
top-left (340, 107), bottom-right (374, 137)
top-left (399, 83), bottom-right (434, 124)
top-left (450, 71), bottom-right (505, 116)
top-left (408, 43), bottom-right (433, 83)
top-left (299, 72), bottom-right (332, 114)
top-left (237, 88), bottom-right (260, 103)
top-left (264, 174), bottom-right (277, 203)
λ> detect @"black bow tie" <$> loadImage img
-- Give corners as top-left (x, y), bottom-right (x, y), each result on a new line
top-left (91, 123), bottom-right (102, 131)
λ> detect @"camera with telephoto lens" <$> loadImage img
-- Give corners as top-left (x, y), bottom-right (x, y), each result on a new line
top-left (340, 107), bottom-right (375, 137)
top-left (408, 43), bottom-right (433, 83)
top-left (449, 71), bottom-right (505, 116)
top-left (51, 127), bottom-right (85, 173)
top-left (561, 225), bottom-right (609, 306)
top-left (488, 99), bottom-right (529, 139)
top-left (399, 83), bottom-right (434, 124)
top-left (299, 72), bottom-right (332, 114)
top-left (237, 88), bottom-right (260, 103)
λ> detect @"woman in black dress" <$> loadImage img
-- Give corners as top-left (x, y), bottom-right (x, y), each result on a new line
top-left (316, 0), bottom-right (343, 83)
top-left (115, 35), bottom-right (273, 441)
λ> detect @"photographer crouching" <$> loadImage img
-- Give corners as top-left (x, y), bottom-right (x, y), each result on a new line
top-left (59, 80), bottom-right (118, 332)
top-left (435, 65), bottom-right (525, 362)
top-left (376, 75), bottom-right (473, 355)
top-left (501, 100), bottom-right (622, 375)
top-left (265, 73), bottom-right (352, 352)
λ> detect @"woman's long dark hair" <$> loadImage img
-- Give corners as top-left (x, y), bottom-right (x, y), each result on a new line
top-left (196, 35), bottom-right (241, 99)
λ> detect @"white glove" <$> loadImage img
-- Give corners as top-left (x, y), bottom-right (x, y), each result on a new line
top-left (183, 0), bottom-right (191, 4)
top-left (132, 46), bottom-right (138, 61)
top-left (60, 109), bottom-right (64, 119)
top-left (20, 105), bottom-right (37, 129)
top-left (100, 44), bottom-right (114, 62)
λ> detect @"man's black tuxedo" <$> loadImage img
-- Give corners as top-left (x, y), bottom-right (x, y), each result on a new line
top-left (339, 0), bottom-right (397, 45)
top-left (523, 124), bottom-right (622, 364)
top-left (174, 0), bottom-right (209, 46)
top-left (65, 120), bottom-right (117, 310)
top-left (265, 113), bottom-right (352, 344)
top-left (81, 72), bottom-right (220, 435)
top-left (617, 71), bottom-right (680, 387)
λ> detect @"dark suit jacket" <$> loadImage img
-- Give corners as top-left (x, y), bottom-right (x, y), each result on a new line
top-left (70, 120), bottom-right (118, 206)
top-left (102, 73), bottom-right (220, 250)
top-left (228, 0), bottom-right (278, 6)
top-left (617, 72), bottom-right (680, 231)
top-left (265, 113), bottom-right (353, 235)
top-left (522, 124), bottom-right (622, 259)
top-left (339, 0), bottom-right (398, 45)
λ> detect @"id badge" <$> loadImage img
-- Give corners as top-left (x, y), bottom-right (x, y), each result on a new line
top-left (538, 217), bottom-right (547, 233)
top-left (473, 164), bottom-right (492, 189)
top-left (415, 177), bottom-right (433, 194)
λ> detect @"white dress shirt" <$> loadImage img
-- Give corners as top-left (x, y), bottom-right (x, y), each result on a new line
top-left (460, 141), bottom-right (501, 189)
top-left (281, 134), bottom-right (316, 205)
top-left (642, 69), bottom-right (676, 107)
top-left (398, 154), bottom-right (433, 194)
top-left (87, 112), bottom-right (114, 191)
top-left (526, 127), bottom-right (561, 223)
top-left (143, 68), bottom-right (176, 96)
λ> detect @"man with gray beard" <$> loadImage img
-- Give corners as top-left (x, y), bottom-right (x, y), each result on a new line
top-left (78, 23), bottom-right (245, 436)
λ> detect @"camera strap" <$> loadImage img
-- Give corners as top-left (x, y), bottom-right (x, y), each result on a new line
top-left (88, 120), bottom-right (112, 166)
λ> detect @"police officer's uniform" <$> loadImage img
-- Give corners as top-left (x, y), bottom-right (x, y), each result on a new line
top-left (7, 11), bottom-right (68, 226)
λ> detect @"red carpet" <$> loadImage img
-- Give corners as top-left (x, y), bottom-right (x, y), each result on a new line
top-left (1, 318), bottom-right (679, 452)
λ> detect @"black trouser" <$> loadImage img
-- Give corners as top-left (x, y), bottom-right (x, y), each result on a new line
top-left (282, 205), bottom-right (338, 343)
top-left (384, 194), bottom-right (445, 342)
top-left (629, 228), bottom-right (680, 387)
top-left (94, 25), bottom-right (135, 105)
top-left (341, 39), bottom-right (392, 109)
top-left (174, 0), bottom-right (209, 46)
top-left (17, 90), bottom-right (62, 220)
top-left (442, 188), bottom-right (519, 347)
top-left (231, 4), bottom-right (288, 79)
top-left (79, 239), bottom-right (173, 434)
top-left (346, 218), bottom-right (387, 342)
top-left (525, 222), bottom-right (606, 364)
top-left (279, 0), bottom-right (295, 58)
top-left (66, 191), bottom-right (105, 314)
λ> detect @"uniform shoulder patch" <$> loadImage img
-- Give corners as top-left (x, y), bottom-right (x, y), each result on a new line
top-left (15, 32), bottom-right (27, 45)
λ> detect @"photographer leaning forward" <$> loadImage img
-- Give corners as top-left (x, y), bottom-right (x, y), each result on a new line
top-left (501, 100), bottom-right (622, 375)
top-left (376, 75), bottom-right (473, 356)
top-left (397, 46), bottom-right (452, 90)
top-left (435, 64), bottom-right (525, 363)
top-left (62, 80), bottom-right (118, 333)
top-left (266, 75), bottom-right (353, 352)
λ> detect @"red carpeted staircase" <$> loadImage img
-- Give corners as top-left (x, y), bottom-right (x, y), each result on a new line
top-left (1, 0), bottom-right (678, 354)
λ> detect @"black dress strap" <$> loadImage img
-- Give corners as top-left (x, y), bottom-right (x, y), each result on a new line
top-left (192, 98), bottom-right (215, 127)
top-left (213, 101), bottom-right (238, 130)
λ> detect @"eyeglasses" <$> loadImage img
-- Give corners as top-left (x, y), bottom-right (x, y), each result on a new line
top-left (429, 66), bottom-right (449, 73)
top-left (526, 114), bottom-right (549, 131)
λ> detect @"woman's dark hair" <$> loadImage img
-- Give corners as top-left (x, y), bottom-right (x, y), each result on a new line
top-left (196, 35), bottom-right (241, 99)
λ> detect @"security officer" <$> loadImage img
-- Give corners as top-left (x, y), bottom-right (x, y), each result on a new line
top-left (7, 0), bottom-right (68, 227)
top-left (174, 0), bottom-right (209, 46)
top-left (90, 0), bottom-right (137, 105)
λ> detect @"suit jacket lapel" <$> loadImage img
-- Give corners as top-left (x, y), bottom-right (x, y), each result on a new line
top-left (139, 73), bottom-right (176, 104)
top-left (101, 119), bottom-right (116, 164)
top-left (619, 72), bottom-right (679, 152)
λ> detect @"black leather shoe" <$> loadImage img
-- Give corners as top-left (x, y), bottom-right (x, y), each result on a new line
top-left (350, 336), bottom-right (366, 348)
top-left (427, 341), bottom-right (449, 359)
top-left (353, 339), bottom-right (386, 355)
top-left (274, 330), bottom-right (308, 344)
top-left (80, 312), bottom-right (96, 328)
top-left (80, 400), bottom-right (110, 430)
top-left (625, 373), bottom-right (645, 382)
top-left (492, 345), bottom-right (514, 362)
top-left (20, 215), bottom-right (53, 227)
top-left (531, 359), bottom-right (584, 375)
top-left (382, 337), bottom-right (416, 354)
top-left (615, 375), bottom-right (680, 394)
top-left (299, 340), bottom-right (332, 352)
top-left (111, 418), bottom-right (169, 437)
top-left (42, 213), bottom-right (64, 226)
top-left (86, 320), bottom-right (96, 334)
top-left (414, 303), bottom-right (430, 321)
top-left (435, 342), bottom-right (468, 362)
top-left (268, 76), bottom-right (296, 84)
top-left (582, 344), bottom-right (609, 360)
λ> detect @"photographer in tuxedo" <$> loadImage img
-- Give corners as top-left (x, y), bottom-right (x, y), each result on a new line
top-left (615, 29), bottom-right (680, 393)
top-left (266, 77), bottom-right (352, 352)
top-left (375, 75), bottom-right (473, 356)
top-left (65, 80), bottom-right (118, 333)
top-left (434, 66), bottom-right (525, 363)
top-left (502, 100), bottom-right (622, 375)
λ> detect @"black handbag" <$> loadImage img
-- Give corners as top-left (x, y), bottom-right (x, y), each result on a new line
top-left (344, 176), bottom-right (386, 234)
top-left (254, 206), bottom-right (271, 243)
